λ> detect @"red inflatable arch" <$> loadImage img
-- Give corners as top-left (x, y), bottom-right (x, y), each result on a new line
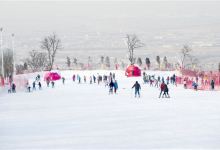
top-left (125, 65), bottom-right (141, 77)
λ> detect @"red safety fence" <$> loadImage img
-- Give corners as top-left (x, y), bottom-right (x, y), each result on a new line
top-left (177, 69), bottom-right (220, 91)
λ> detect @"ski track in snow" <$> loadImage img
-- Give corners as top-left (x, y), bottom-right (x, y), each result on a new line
top-left (0, 70), bottom-right (220, 149)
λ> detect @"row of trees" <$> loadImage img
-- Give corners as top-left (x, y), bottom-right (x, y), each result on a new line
top-left (12, 33), bottom-right (211, 75)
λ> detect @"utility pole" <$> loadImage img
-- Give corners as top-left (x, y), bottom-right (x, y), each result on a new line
top-left (0, 27), bottom-right (4, 78)
top-left (12, 33), bottom-right (15, 75)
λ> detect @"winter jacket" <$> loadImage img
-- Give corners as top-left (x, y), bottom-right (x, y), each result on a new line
top-left (132, 83), bottom-right (141, 91)
top-left (160, 83), bottom-right (166, 91)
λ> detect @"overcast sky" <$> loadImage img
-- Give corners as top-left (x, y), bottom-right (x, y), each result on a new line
top-left (0, 1), bottom-right (220, 66)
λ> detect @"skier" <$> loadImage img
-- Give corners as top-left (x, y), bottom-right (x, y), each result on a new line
top-left (154, 79), bottom-right (159, 88)
top-left (46, 77), bottom-right (50, 87)
top-left (84, 76), bottom-right (86, 83)
top-left (211, 80), bottom-right (215, 90)
top-left (163, 84), bottom-right (170, 98)
top-left (172, 74), bottom-right (176, 86)
top-left (159, 81), bottom-right (166, 98)
top-left (72, 74), bottom-right (76, 82)
top-left (109, 80), bottom-right (114, 94)
top-left (78, 76), bottom-right (81, 84)
top-left (166, 76), bottom-right (170, 85)
top-left (51, 81), bottom-right (55, 88)
top-left (38, 82), bottom-right (42, 90)
top-left (37, 74), bottom-right (40, 81)
top-left (26, 82), bottom-right (31, 92)
top-left (90, 76), bottom-right (92, 84)
top-left (93, 75), bottom-right (96, 83)
top-left (113, 73), bottom-right (116, 79)
top-left (32, 81), bottom-right (36, 90)
top-left (113, 80), bottom-right (118, 94)
top-left (62, 77), bottom-right (65, 85)
top-left (11, 83), bottom-right (16, 93)
top-left (150, 78), bottom-right (153, 87)
top-left (132, 81), bottom-right (141, 98)
top-left (192, 81), bottom-right (198, 91)
top-left (183, 79), bottom-right (187, 89)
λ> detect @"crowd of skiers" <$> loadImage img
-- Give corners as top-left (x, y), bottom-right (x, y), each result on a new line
top-left (6, 71), bottom-right (217, 97)
top-left (72, 72), bottom-right (119, 94)
top-left (142, 72), bottom-right (171, 98)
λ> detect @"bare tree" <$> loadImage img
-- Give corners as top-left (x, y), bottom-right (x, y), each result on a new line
top-left (0, 48), bottom-right (13, 77)
top-left (16, 64), bottom-right (25, 74)
top-left (187, 55), bottom-right (199, 70)
top-left (66, 56), bottom-right (71, 68)
top-left (125, 34), bottom-right (144, 65)
top-left (41, 33), bottom-right (62, 70)
top-left (23, 62), bottom-right (28, 70)
top-left (26, 50), bottom-right (48, 72)
top-left (180, 45), bottom-right (192, 69)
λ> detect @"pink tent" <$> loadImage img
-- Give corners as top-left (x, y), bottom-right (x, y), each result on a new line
top-left (44, 72), bottom-right (61, 81)
top-left (125, 65), bottom-right (141, 77)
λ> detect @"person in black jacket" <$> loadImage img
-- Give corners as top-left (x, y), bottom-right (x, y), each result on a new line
top-left (163, 84), bottom-right (170, 98)
top-left (132, 81), bottom-right (141, 98)
top-left (109, 80), bottom-right (114, 94)
top-left (211, 80), bottom-right (215, 90)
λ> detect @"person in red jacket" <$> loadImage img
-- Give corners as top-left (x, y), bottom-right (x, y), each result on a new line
top-left (159, 81), bottom-right (166, 98)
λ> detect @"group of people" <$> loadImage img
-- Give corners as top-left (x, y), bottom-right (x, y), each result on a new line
top-left (26, 74), bottom-right (42, 92)
top-left (183, 77), bottom-right (216, 91)
top-left (72, 72), bottom-right (119, 94)
top-left (142, 72), bottom-right (171, 98)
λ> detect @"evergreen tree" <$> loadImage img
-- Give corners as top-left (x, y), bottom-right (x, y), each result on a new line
top-left (145, 57), bottom-right (151, 70)
top-left (66, 56), bottom-right (71, 67)
top-left (156, 56), bottom-right (161, 70)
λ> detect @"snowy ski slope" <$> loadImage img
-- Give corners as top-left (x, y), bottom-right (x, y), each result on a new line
top-left (0, 70), bottom-right (220, 149)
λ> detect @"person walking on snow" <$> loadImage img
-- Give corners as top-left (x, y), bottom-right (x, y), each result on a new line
top-left (113, 80), bottom-right (118, 94)
top-left (11, 83), bottom-right (16, 93)
top-left (51, 81), bottom-right (55, 88)
top-left (159, 81), bottom-right (166, 98)
top-left (72, 74), bottom-right (76, 82)
top-left (62, 77), bottom-right (65, 85)
top-left (211, 80), bottom-right (215, 90)
top-left (132, 81), bottom-right (141, 98)
top-left (38, 82), bottom-right (42, 90)
top-left (163, 84), bottom-right (170, 98)
top-left (109, 80), bottom-right (114, 94)
top-left (32, 81), bottom-right (36, 90)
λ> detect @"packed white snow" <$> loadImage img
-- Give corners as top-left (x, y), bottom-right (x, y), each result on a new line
top-left (0, 70), bottom-right (220, 149)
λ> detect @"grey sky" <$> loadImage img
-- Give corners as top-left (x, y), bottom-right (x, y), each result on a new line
top-left (0, 1), bottom-right (220, 68)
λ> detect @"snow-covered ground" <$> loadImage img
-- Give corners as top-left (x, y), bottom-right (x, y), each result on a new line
top-left (0, 70), bottom-right (220, 149)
